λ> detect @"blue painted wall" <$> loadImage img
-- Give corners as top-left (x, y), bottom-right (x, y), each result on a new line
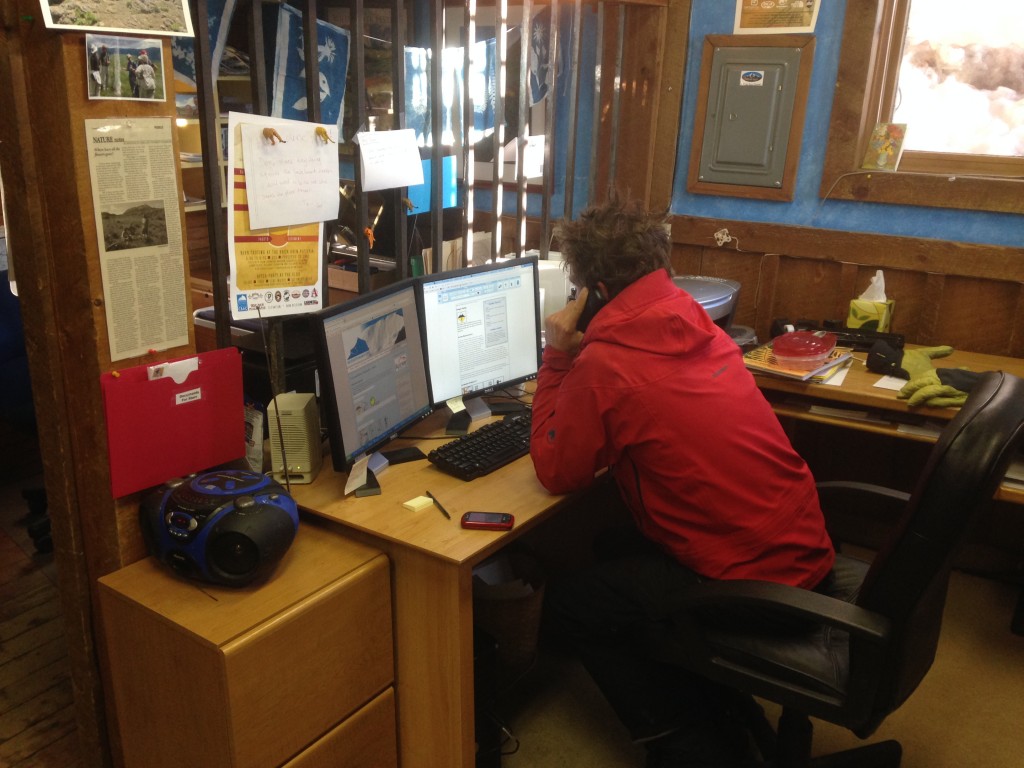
top-left (670, 0), bottom-right (1021, 247)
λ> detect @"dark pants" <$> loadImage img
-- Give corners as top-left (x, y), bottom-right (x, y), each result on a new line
top-left (542, 511), bottom-right (818, 753)
top-left (542, 522), bottom-right (723, 742)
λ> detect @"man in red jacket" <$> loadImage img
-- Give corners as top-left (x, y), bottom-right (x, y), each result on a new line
top-left (530, 195), bottom-right (834, 767)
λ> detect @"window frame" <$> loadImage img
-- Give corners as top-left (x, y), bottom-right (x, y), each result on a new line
top-left (820, 0), bottom-right (1023, 214)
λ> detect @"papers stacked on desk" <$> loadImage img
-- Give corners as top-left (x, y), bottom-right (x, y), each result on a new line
top-left (744, 344), bottom-right (853, 382)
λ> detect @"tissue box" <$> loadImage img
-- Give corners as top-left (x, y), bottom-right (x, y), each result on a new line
top-left (846, 299), bottom-right (894, 332)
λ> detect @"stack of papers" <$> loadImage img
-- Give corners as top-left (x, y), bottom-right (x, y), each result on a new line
top-left (744, 344), bottom-right (853, 382)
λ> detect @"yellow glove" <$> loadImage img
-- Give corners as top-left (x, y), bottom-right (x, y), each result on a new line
top-left (897, 345), bottom-right (954, 379)
top-left (898, 376), bottom-right (969, 407)
top-left (896, 346), bottom-right (967, 407)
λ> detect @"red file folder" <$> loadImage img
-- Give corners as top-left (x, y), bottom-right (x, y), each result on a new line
top-left (101, 347), bottom-right (245, 497)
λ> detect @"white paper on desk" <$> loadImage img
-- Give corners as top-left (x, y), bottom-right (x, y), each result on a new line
top-left (873, 375), bottom-right (907, 391)
top-left (344, 455), bottom-right (370, 495)
top-left (357, 129), bottom-right (424, 192)
top-left (1005, 457), bottom-right (1024, 484)
top-left (823, 364), bottom-right (852, 387)
top-left (241, 121), bottom-right (340, 230)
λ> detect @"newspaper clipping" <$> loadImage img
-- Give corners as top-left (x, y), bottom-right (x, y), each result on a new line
top-left (85, 118), bottom-right (189, 361)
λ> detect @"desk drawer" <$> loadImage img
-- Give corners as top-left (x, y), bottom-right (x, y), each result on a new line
top-left (284, 688), bottom-right (397, 768)
top-left (99, 524), bottom-right (394, 768)
top-left (224, 556), bottom-right (393, 767)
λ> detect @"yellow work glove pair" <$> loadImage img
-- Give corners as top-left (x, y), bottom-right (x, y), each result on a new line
top-left (896, 346), bottom-right (970, 408)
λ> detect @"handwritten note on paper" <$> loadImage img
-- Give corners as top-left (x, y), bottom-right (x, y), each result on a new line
top-left (240, 122), bottom-right (340, 230)
top-left (358, 129), bottom-right (424, 192)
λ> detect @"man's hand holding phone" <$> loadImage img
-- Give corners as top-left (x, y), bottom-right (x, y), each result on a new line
top-left (545, 286), bottom-right (589, 355)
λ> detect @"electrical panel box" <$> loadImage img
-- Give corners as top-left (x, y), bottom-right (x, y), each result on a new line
top-left (698, 46), bottom-right (802, 187)
top-left (687, 35), bottom-right (815, 201)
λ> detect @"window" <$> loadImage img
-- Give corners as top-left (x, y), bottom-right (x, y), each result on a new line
top-left (890, 0), bottom-right (1023, 170)
top-left (820, 0), bottom-right (1023, 213)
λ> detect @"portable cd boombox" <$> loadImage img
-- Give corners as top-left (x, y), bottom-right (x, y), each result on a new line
top-left (140, 469), bottom-right (300, 587)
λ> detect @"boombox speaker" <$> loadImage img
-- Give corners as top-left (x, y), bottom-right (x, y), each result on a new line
top-left (268, 392), bottom-right (322, 484)
top-left (140, 469), bottom-right (299, 587)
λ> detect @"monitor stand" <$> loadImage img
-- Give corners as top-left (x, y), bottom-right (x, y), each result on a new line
top-left (353, 452), bottom-right (390, 496)
top-left (353, 467), bottom-right (381, 497)
top-left (444, 397), bottom-right (491, 435)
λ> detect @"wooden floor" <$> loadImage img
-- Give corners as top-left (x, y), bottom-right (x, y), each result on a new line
top-left (0, 470), bottom-right (83, 768)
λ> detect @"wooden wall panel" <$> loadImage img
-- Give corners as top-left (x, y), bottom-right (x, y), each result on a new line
top-left (931, 277), bottom-right (1021, 355)
top-left (671, 215), bottom-right (1024, 357)
top-left (772, 258), bottom-right (842, 330)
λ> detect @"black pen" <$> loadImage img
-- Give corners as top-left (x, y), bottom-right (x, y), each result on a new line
top-left (426, 491), bottom-right (451, 520)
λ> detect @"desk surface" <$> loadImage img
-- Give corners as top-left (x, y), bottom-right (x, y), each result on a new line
top-left (753, 347), bottom-right (1024, 416)
top-left (292, 408), bottom-right (565, 567)
top-left (753, 346), bottom-right (1024, 502)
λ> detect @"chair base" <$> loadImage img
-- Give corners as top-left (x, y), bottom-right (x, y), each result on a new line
top-left (757, 708), bottom-right (901, 768)
top-left (810, 740), bottom-right (902, 768)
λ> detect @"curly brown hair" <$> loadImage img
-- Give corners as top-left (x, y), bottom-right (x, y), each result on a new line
top-left (553, 193), bottom-right (672, 298)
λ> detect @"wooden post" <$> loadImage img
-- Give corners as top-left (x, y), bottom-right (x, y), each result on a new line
top-left (0, 4), bottom-right (198, 764)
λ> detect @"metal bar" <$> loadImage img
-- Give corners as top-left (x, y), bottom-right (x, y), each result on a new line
top-left (249, 0), bottom-right (269, 115)
top-left (192, 0), bottom-right (230, 348)
top-left (353, 0), bottom-right (371, 292)
top-left (588, 0), bottom-right (604, 207)
top-left (609, 3), bottom-right (625, 190)
top-left (303, 0), bottom-right (321, 122)
top-left (462, 0), bottom-right (477, 266)
top-left (515, 0), bottom-right (532, 258)
top-left (490, 0), bottom-right (508, 262)
top-left (539, 0), bottom-right (559, 259)
top-left (562, 0), bottom-right (581, 219)
top-left (430, 0), bottom-right (444, 272)
top-left (391, 0), bottom-right (409, 278)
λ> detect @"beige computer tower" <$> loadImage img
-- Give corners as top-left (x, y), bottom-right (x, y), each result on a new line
top-left (268, 392), bottom-right (322, 484)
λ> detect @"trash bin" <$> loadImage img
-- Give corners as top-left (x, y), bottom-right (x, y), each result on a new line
top-left (472, 550), bottom-right (546, 687)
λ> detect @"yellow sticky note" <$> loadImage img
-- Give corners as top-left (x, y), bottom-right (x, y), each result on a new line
top-left (403, 495), bottom-right (433, 512)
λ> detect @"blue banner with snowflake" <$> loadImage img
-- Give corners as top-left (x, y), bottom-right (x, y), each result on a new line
top-left (271, 3), bottom-right (350, 132)
top-left (171, 0), bottom-right (238, 88)
top-left (529, 7), bottom-right (552, 106)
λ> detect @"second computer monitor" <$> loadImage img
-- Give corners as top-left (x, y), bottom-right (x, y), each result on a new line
top-left (419, 257), bottom-right (542, 407)
top-left (313, 279), bottom-right (433, 472)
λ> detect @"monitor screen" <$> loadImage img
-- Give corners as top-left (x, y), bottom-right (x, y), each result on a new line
top-left (313, 279), bottom-right (433, 471)
top-left (419, 257), bottom-right (542, 406)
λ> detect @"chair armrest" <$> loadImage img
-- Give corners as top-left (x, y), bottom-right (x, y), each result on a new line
top-left (676, 580), bottom-right (891, 643)
top-left (816, 480), bottom-right (910, 514)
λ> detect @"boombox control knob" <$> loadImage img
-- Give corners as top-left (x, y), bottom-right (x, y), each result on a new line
top-left (234, 495), bottom-right (256, 510)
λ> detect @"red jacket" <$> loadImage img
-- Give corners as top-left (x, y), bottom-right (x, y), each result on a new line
top-left (530, 270), bottom-right (834, 588)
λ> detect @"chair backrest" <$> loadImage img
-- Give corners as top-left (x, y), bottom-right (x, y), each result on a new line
top-left (850, 371), bottom-right (1024, 733)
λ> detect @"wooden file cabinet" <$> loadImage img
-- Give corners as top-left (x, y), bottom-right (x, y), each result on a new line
top-left (98, 521), bottom-right (397, 768)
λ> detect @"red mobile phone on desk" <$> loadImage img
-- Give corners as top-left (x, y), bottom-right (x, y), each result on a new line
top-left (461, 512), bottom-right (514, 530)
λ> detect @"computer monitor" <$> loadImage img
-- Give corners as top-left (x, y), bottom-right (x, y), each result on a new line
top-left (419, 257), bottom-right (542, 415)
top-left (313, 279), bottom-right (433, 472)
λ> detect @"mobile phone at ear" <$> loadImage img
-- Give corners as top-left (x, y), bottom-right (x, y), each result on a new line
top-left (461, 511), bottom-right (514, 530)
top-left (576, 288), bottom-right (607, 332)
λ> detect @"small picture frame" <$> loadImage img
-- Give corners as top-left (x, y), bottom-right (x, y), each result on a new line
top-left (86, 34), bottom-right (166, 102)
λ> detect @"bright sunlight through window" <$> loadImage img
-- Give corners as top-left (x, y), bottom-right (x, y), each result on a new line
top-left (893, 0), bottom-right (1024, 157)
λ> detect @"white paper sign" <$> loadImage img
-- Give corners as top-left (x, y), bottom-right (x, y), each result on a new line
top-left (357, 129), bottom-right (425, 192)
top-left (241, 121), bottom-right (340, 230)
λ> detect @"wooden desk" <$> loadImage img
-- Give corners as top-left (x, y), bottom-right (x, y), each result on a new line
top-left (753, 348), bottom-right (1024, 504)
top-left (292, 349), bottom-right (1024, 766)
top-left (290, 408), bottom-right (567, 768)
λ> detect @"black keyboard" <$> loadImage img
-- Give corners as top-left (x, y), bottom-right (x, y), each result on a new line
top-left (428, 414), bottom-right (532, 481)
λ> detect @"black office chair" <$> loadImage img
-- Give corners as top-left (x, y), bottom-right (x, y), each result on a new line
top-left (646, 370), bottom-right (1024, 767)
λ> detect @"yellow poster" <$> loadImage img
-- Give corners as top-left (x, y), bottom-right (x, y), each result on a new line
top-left (227, 112), bottom-right (326, 320)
